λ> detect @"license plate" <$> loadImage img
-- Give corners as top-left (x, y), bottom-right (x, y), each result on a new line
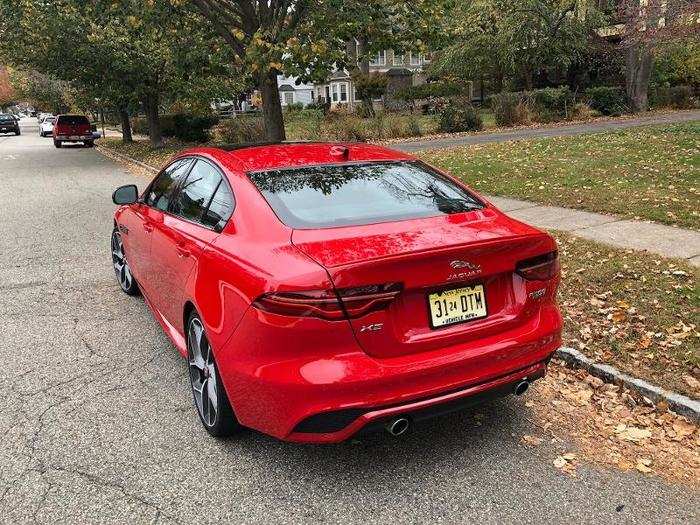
top-left (428, 284), bottom-right (487, 328)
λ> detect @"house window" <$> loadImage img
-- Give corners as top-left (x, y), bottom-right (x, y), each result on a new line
top-left (409, 52), bottom-right (422, 66)
top-left (340, 83), bottom-right (348, 102)
top-left (325, 86), bottom-right (331, 102)
top-left (393, 52), bottom-right (404, 66)
top-left (282, 92), bottom-right (294, 106)
top-left (370, 50), bottom-right (386, 66)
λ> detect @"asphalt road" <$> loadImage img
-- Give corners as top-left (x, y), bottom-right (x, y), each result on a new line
top-left (0, 119), bottom-right (697, 524)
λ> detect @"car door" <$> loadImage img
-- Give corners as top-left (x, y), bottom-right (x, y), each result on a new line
top-left (127, 158), bottom-right (194, 297)
top-left (149, 158), bottom-right (234, 329)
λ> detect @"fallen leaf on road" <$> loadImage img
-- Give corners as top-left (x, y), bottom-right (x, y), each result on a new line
top-left (522, 435), bottom-right (544, 446)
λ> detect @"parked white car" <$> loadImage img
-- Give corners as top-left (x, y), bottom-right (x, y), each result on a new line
top-left (39, 116), bottom-right (56, 137)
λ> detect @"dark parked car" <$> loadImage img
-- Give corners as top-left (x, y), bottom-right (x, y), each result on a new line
top-left (0, 114), bottom-right (20, 136)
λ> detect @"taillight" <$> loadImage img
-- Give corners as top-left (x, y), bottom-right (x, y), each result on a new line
top-left (516, 251), bottom-right (559, 281)
top-left (252, 283), bottom-right (402, 321)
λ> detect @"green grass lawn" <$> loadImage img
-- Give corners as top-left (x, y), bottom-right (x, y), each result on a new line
top-left (420, 122), bottom-right (700, 229)
top-left (556, 232), bottom-right (699, 398)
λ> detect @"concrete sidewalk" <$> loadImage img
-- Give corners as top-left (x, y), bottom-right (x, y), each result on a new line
top-left (490, 196), bottom-right (700, 266)
top-left (392, 109), bottom-right (700, 152)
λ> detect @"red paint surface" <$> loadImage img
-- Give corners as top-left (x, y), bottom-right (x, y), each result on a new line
top-left (114, 142), bottom-right (562, 442)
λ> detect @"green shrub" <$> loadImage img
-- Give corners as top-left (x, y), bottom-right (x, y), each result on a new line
top-left (323, 112), bottom-right (368, 142)
top-left (490, 92), bottom-right (532, 126)
top-left (214, 116), bottom-right (266, 143)
top-left (585, 86), bottom-right (628, 116)
top-left (169, 114), bottom-right (218, 142)
top-left (529, 87), bottom-right (575, 121)
top-left (283, 102), bottom-right (305, 113)
top-left (438, 102), bottom-right (483, 133)
top-left (407, 114), bottom-right (422, 137)
top-left (650, 85), bottom-right (697, 109)
top-left (129, 113), bottom-right (218, 142)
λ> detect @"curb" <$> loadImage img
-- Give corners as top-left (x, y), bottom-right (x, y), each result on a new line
top-left (96, 145), bottom-right (159, 174)
top-left (556, 347), bottom-right (700, 423)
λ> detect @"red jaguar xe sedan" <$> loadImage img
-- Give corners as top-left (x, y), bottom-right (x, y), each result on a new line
top-left (111, 142), bottom-right (561, 443)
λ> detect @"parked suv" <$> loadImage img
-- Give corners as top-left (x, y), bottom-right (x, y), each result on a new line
top-left (0, 113), bottom-right (21, 136)
top-left (53, 114), bottom-right (95, 148)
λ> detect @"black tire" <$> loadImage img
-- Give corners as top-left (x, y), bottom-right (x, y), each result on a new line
top-left (54, 140), bottom-right (62, 148)
top-left (39, 132), bottom-right (44, 137)
top-left (15, 130), bottom-right (20, 136)
top-left (111, 229), bottom-right (140, 296)
top-left (186, 311), bottom-right (242, 437)
top-left (84, 140), bottom-right (94, 148)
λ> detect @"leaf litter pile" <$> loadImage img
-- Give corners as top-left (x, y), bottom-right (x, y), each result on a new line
top-left (555, 233), bottom-right (699, 398)
top-left (525, 363), bottom-right (698, 487)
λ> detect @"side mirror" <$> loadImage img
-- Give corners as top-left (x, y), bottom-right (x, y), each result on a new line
top-left (112, 184), bottom-right (139, 205)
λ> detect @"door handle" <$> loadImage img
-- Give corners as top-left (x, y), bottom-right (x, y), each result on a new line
top-left (143, 223), bottom-right (154, 233)
top-left (175, 243), bottom-right (190, 258)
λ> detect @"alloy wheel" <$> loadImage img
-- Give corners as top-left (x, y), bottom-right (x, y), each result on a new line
top-left (187, 318), bottom-right (218, 427)
top-left (111, 230), bottom-right (134, 292)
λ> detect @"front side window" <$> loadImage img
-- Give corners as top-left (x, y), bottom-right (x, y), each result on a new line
top-left (171, 159), bottom-right (232, 227)
top-left (145, 158), bottom-right (193, 211)
top-left (249, 161), bottom-right (484, 229)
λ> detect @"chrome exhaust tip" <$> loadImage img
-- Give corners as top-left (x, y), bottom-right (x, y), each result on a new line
top-left (386, 417), bottom-right (411, 437)
top-left (514, 380), bottom-right (530, 396)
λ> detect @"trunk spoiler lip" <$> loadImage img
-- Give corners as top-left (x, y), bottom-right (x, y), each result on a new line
top-left (292, 229), bottom-right (555, 270)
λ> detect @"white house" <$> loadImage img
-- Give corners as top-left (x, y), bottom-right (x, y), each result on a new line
top-left (277, 75), bottom-right (315, 107)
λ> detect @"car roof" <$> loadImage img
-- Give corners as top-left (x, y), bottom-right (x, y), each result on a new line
top-left (181, 142), bottom-right (413, 172)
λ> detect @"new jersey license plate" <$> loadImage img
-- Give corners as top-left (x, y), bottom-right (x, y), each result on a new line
top-left (428, 284), bottom-right (487, 328)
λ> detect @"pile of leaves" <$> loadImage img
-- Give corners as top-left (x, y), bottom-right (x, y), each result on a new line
top-left (527, 364), bottom-right (699, 487)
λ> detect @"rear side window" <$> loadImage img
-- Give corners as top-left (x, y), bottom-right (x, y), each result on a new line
top-left (171, 159), bottom-right (233, 229)
top-left (249, 161), bottom-right (483, 229)
top-left (57, 115), bottom-right (90, 126)
top-left (145, 158), bottom-right (193, 211)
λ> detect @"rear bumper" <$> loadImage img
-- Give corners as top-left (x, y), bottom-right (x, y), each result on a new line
top-left (218, 304), bottom-right (561, 443)
top-left (288, 360), bottom-right (548, 443)
top-left (54, 135), bottom-right (94, 141)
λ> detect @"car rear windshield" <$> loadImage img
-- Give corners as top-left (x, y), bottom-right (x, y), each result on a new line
top-left (58, 115), bottom-right (90, 125)
top-left (249, 161), bottom-right (484, 229)
top-left (0, 114), bottom-right (15, 122)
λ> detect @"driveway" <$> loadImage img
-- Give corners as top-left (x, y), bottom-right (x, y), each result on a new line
top-left (392, 109), bottom-right (700, 152)
top-left (0, 119), bottom-right (697, 524)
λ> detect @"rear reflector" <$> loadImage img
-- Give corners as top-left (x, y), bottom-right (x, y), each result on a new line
top-left (253, 283), bottom-right (402, 321)
top-left (516, 251), bottom-right (560, 281)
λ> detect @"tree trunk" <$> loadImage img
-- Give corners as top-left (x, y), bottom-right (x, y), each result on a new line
top-left (625, 43), bottom-right (653, 113)
top-left (356, 36), bottom-right (370, 75)
top-left (143, 92), bottom-right (162, 147)
top-left (119, 106), bottom-right (133, 143)
top-left (523, 67), bottom-right (534, 91)
top-left (259, 69), bottom-right (286, 141)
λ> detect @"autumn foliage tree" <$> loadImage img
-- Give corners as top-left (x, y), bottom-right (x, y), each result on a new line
top-left (0, 65), bottom-right (16, 110)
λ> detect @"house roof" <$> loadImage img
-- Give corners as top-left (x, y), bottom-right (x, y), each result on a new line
top-left (278, 84), bottom-right (295, 92)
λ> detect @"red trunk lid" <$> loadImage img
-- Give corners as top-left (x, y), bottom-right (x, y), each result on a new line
top-left (292, 208), bottom-right (556, 358)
